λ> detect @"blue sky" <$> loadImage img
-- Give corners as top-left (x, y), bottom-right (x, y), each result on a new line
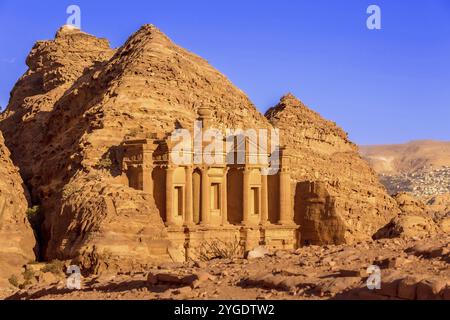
top-left (0, 0), bottom-right (449, 145)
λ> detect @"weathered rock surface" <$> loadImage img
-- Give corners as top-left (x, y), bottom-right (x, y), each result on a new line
top-left (374, 215), bottom-right (438, 239)
top-left (0, 24), bottom-right (401, 273)
top-left (374, 192), bottom-right (448, 239)
top-left (7, 234), bottom-right (449, 300)
top-left (266, 94), bottom-right (399, 244)
top-left (426, 193), bottom-right (450, 225)
top-left (0, 24), bottom-right (272, 271)
top-left (393, 192), bottom-right (427, 215)
top-left (426, 193), bottom-right (450, 212)
top-left (0, 25), bottom-right (114, 182)
top-left (247, 246), bottom-right (270, 260)
top-left (0, 132), bottom-right (36, 287)
top-left (0, 26), bottom-right (173, 270)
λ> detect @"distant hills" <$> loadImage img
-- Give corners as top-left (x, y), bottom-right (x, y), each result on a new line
top-left (360, 140), bottom-right (450, 174)
top-left (360, 140), bottom-right (450, 197)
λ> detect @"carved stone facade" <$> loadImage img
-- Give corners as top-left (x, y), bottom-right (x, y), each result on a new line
top-left (121, 107), bottom-right (298, 260)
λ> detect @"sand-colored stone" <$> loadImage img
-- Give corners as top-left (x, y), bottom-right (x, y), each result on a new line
top-left (0, 24), bottom-right (400, 273)
top-left (0, 26), bottom-right (173, 270)
top-left (374, 192), bottom-right (445, 239)
top-left (393, 192), bottom-right (427, 215)
top-left (374, 215), bottom-right (438, 239)
top-left (119, 107), bottom-right (298, 258)
top-left (6, 233), bottom-right (449, 300)
top-left (265, 94), bottom-right (399, 244)
top-left (0, 132), bottom-right (36, 287)
top-left (426, 193), bottom-right (450, 213)
top-left (0, 25), bottom-right (278, 270)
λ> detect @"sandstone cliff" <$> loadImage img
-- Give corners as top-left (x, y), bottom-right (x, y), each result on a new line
top-left (0, 25), bottom-right (114, 182)
top-left (0, 26), bottom-right (174, 271)
top-left (0, 132), bottom-right (36, 286)
top-left (0, 25), bottom-right (272, 271)
top-left (0, 25), bottom-right (401, 272)
top-left (266, 94), bottom-right (399, 244)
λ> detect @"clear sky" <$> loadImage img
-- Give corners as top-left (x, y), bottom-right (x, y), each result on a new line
top-left (0, 0), bottom-right (449, 145)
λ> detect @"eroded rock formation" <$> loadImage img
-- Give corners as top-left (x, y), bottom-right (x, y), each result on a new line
top-left (374, 192), bottom-right (448, 239)
top-left (0, 26), bottom-right (174, 271)
top-left (0, 24), bottom-right (274, 271)
top-left (0, 24), bottom-right (402, 273)
top-left (266, 94), bottom-right (400, 244)
top-left (0, 132), bottom-right (36, 286)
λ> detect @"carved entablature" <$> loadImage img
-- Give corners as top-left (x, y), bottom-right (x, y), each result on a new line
top-left (152, 140), bottom-right (171, 166)
top-left (122, 138), bottom-right (159, 169)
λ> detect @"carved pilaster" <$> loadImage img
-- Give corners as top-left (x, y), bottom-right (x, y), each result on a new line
top-left (184, 166), bottom-right (194, 227)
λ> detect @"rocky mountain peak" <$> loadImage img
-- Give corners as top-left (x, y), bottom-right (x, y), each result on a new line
top-left (265, 93), bottom-right (351, 145)
top-left (55, 24), bottom-right (81, 37)
top-left (280, 92), bottom-right (306, 107)
top-left (0, 24), bottom-right (404, 278)
top-left (265, 93), bottom-right (399, 243)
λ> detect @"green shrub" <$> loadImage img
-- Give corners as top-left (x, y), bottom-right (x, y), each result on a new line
top-left (19, 280), bottom-right (32, 290)
top-left (22, 269), bottom-right (35, 282)
top-left (8, 275), bottom-right (19, 288)
top-left (62, 184), bottom-right (77, 200)
top-left (198, 237), bottom-right (243, 261)
top-left (26, 205), bottom-right (40, 221)
top-left (96, 157), bottom-right (112, 169)
top-left (26, 206), bottom-right (44, 232)
top-left (42, 260), bottom-right (65, 275)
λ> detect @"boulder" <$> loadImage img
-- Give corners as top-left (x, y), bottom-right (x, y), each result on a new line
top-left (440, 217), bottom-right (450, 233)
top-left (397, 276), bottom-right (422, 300)
top-left (416, 278), bottom-right (446, 300)
top-left (247, 246), bottom-right (270, 260)
top-left (374, 214), bottom-right (438, 239)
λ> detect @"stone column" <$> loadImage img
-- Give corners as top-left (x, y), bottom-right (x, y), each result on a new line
top-left (193, 170), bottom-right (201, 225)
top-left (200, 167), bottom-right (211, 226)
top-left (221, 168), bottom-right (229, 226)
top-left (242, 167), bottom-right (250, 225)
top-left (184, 166), bottom-right (194, 226)
top-left (165, 167), bottom-right (175, 226)
top-left (278, 168), bottom-right (292, 225)
top-left (260, 171), bottom-right (269, 225)
top-left (142, 164), bottom-right (154, 195)
top-left (142, 146), bottom-right (154, 195)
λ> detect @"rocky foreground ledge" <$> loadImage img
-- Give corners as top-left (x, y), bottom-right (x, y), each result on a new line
top-left (3, 234), bottom-right (449, 300)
